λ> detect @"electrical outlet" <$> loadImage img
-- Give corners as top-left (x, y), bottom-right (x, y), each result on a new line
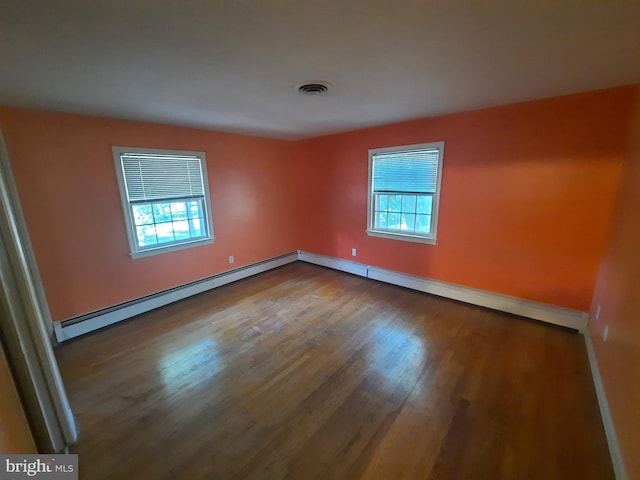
top-left (229, 255), bottom-right (234, 264)
top-left (603, 325), bottom-right (609, 342)
top-left (352, 248), bottom-right (357, 257)
top-left (596, 305), bottom-right (601, 320)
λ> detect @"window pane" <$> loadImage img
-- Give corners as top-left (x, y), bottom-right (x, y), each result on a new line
top-left (190, 217), bottom-right (204, 237)
top-left (376, 212), bottom-right (388, 229)
top-left (401, 213), bottom-right (416, 231)
top-left (156, 222), bottom-right (175, 243)
top-left (416, 214), bottom-right (432, 233)
top-left (401, 195), bottom-right (417, 213)
top-left (173, 220), bottom-right (191, 240)
top-left (152, 203), bottom-right (172, 223)
top-left (188, 201), bottom-right (202, 218)
top-left (417, 195), bottom-right (433, 214)
top-left (388, 195), bottom-right (401, 212)
top-left (136, 225), bottom-right (157, 247)
top-left (170, 202), bottom-right (188, 220)
top-left (376, 194), bottom-right (388, 212)
top-left (132, 205), bottom-right (154, 226)
top-left (388, 213), bottom-right (401, 229)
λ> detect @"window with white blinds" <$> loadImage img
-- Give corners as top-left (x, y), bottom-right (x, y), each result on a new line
top-left (367, 141), bottom-right (444, 244)
top-left (113, 146), bottom-right (214, 258)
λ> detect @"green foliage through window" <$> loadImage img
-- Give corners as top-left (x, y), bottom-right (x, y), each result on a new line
top-left (132, 200), bottom-right (207, 247)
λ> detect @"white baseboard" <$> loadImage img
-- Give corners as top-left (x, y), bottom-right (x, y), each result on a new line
top-left (297, 250), bottom-right (368, 277)
top-left (298, 251), bottom-right (588, 332)
top-left (55, 249), bottom-right (588, 341)
top-left (584, 330), bottom-right (627, 480)
top-left (54, 252), bottom-right (298, 342)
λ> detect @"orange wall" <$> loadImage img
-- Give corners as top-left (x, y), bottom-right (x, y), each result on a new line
top-left (0, 107), bottom-right (297, 321)
top-left (294, 86), bottom-right (637, 311)
top-left (588, 85), bottom-right (640, 478)
top-left (0, 86), bottom-right (635, 322)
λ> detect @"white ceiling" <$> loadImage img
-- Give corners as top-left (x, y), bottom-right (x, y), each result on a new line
top-left (1, 1), bottom-right (639, 140)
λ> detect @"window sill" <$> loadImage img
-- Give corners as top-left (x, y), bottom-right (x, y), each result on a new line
top-left (366, 229), bottom-right (437, 245)
top-left (129, 237), bottom-right (215, 259)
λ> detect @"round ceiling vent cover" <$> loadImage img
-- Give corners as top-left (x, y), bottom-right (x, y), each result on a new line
top-left (298, 82), bottom-right (331, 95)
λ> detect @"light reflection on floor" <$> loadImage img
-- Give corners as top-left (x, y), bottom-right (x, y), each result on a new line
top-left (159, 338), bottom-right (224, 393)
top-left (366, 322), bottom-right (427, 396)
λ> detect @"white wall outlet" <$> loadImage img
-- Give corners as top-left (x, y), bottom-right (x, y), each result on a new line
top-left (351, 248), bottom-right (357, 257)
top-left (596, 305), bottom-right (601, 320)
top-left (229, 255), bottom-right (234, 264)
top-left (603, 325), bottom-right (609, 342)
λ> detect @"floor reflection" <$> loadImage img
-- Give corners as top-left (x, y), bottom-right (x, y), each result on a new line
top-left (159, 338), bottom-right (223, 393)
top-left (367, 323), bottom-right (427, 395)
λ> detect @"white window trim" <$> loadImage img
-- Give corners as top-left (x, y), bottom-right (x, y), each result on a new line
top-left (366, 141), bottom-right (444, 245)
top-left (112, 146), bottom-right (215, 259)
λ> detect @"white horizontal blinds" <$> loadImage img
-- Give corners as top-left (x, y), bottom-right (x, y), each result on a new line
top-left (372, 148), bottom-right (440, 193)
top-left (120, 153), bottom-right (205, 202)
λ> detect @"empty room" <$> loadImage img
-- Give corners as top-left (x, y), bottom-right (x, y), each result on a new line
top-left (0, 2), bottom-right (639, 479)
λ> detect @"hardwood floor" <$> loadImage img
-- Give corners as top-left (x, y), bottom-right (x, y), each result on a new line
top-left (55, 262), bottom-right (613, 479)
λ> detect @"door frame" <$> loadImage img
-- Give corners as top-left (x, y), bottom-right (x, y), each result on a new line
top-left (0, 128), bottom-right (77, 452)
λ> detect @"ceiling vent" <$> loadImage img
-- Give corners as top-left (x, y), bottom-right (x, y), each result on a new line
top-left (298, 82), bottom-right (331, 95)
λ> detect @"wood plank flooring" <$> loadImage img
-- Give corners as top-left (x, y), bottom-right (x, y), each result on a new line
top-left (55, 262), bottom-right (613, 479)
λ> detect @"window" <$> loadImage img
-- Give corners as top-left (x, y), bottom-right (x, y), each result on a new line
top-left (367, 141), bottom-right (444, 244)
top-left (113, 146), bottom-right (214, 258)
